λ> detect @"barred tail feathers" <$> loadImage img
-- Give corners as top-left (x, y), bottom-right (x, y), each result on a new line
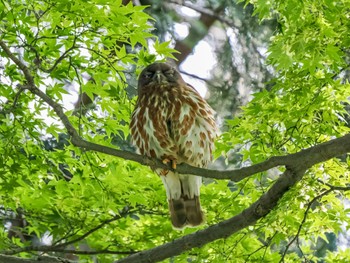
top-left (160, 172), bottom-right (204, 229)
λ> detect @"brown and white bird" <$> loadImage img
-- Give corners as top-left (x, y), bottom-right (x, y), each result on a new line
top-left (130, 62), bottom-right (217, 229)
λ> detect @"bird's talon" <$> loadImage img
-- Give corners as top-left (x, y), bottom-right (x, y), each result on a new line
top-left (162, 159), bottom-right (176, 169)
top-left (160, 159), bottom-right (176, 175)
top-left (162, 158), bottom-right (170, 165)
top-left (160, 169), bottom-right (169, 176)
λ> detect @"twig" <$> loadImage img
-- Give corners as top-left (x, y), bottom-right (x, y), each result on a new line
top-left (4, 213), bottom-right (129, 256)
top-left (279, 181), bottom-right (350, 262)
top-left (12, 85), bottom-right (26, 108)
top-left (179, 70), bottom-right (211, 83)
top-left (78, 46), bottom-right (120, 72)
top-left (3, 246), bottom-right (136, 255)
top-left (279, 189), bottom-right (331, 262)
top-left (41, 44), bottom-right (77, 73)
top-left (317, 179), bottom-right (350, 191)
top-left (167, 0), bottom-right (237, 28)
top-left (0, 254), bottom-right (75, 263)
top-left (54, 214), bottom-right (124, 248)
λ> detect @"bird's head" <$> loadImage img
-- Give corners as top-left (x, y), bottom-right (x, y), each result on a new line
top-left (138, 63), bottom-right (185, 92)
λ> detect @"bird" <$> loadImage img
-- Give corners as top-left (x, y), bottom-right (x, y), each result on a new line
top-left (129, 62), bottom-right (217, 229)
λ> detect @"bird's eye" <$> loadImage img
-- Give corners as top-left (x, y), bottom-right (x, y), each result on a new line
top-left (144, 71), bottom-right (154, 78)
top-left (164, 69), bottom-right (174, 76)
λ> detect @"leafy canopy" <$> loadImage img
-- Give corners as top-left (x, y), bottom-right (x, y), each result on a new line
top-left (0, 0), bottom-right (350, 262)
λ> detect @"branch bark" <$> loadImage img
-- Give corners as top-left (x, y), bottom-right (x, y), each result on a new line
top-left (171, 3), bottom-right (225, 64)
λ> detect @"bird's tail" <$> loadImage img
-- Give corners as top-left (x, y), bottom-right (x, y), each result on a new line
top-left (160, 172), bottom-right (204, 229)
top-left (168, 196), bottom-right (204, 229)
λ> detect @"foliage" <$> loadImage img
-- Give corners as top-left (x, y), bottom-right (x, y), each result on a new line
top-left (215, 0), bottom-right (350, 261)
top-left (0, 0), bottom-right (176, 262)
top-left (0, 0), bottom-right (350, 263)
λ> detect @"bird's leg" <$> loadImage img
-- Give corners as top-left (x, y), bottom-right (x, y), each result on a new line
top-left (161, 158), bottom-right (177, 175)
top-left (162, 159), bottom-right (177, 169)
top-left (162, 158), bottom-right (170, 165)
top-left (161, 159), bottom-right (170, 175)
top-left (160, 170), bottom-right (169, 176)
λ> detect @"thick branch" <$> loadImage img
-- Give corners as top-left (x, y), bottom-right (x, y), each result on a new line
top-left (0, 41), bottom-right (35, 86)
top-left (171, 3), bottom-right (225, 64)
top-left (70, 133), bottom-right (350, 182)
top-left (168, 1), bottom-right (237, 28)
top-left (121, 166), bottom-right (350, 263)
top-left (114, 168), bottom-right (305, 263)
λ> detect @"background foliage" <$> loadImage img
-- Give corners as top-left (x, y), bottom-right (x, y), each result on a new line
top-left (1, 0), bottom-right (350, 262)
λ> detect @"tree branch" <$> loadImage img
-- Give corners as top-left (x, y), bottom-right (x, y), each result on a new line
top-left (4, 210), bottom-right (135, 256)
top-left (0, 254), bottom-right (75, 263)
top-left (3, 246), bottom-right (135, 256)
top-left (53, 214), bottom-right (124, 248)
top-left (114, 168), bottom-right (306, 263)
top-left (41, 43), bottom-right (77, 73)
top-left (0, 41), bottom-right (35, 86)
top-left (168, 0), bottom-right (237, 28)
top-left (119, 168), bottom-right (350, 263)
top-left (171, 3), bottom-right (225, 64)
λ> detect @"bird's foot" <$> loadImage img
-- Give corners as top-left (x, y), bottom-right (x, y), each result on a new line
top-left (161, 159), bottom-right (170, 175)
top-left (160, 159), bottom-right (177, 175)
top-left (162, 158), bottom-right (170, 165)
top-left (162, 159), bottom-right (176, 169)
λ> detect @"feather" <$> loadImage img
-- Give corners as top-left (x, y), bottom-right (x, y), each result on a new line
top-left (161, 172), bottom-right (204, 229)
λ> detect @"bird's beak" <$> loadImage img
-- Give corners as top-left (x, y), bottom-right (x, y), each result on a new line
top-left (154, 70), bottom-right (165, 84)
